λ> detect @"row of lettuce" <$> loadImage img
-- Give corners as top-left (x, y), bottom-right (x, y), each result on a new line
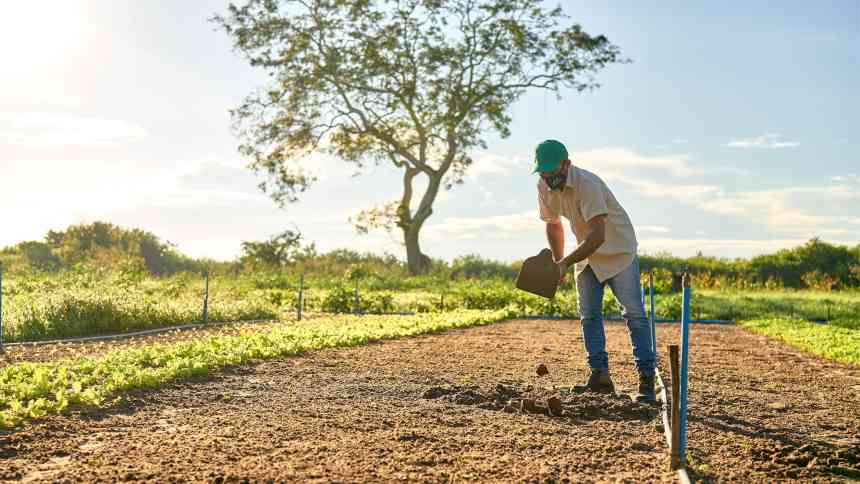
top-left (0, 309), bottom-right (516, 428)
top-left (1, 308), bottom-right (857, 429)
top-left (2, 270), bottom-right (859, 342)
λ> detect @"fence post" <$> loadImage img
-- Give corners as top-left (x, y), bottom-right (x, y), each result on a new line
top-left (0, 264), bottom-right (4, 349)
top-left (669, 344), bottom-right (681, 470)
top-left (677, 273), bottom-right (692, 469)
top-left (298, 274), bottom-right (304, 321)
top-left (202, 270), bottom-right (209, 323)
top-left (353, 280), bottom-right (360, 315)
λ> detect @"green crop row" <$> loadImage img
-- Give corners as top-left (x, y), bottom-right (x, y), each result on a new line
top-left (0, 308), bottom-right (516, 428)
top-left (739, 317), bottom-right (860, 367)
top-left (3, 270), bottom-right (860, 343)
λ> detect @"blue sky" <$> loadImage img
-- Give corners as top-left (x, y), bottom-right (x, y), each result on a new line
top-left (1, 1), bottom-right (858, 262)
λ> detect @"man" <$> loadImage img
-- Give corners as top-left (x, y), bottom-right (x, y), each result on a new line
top-left (534, 139), bottom-right (657, 403)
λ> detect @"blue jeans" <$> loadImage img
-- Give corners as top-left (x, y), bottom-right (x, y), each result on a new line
top-left (575, 257), bottom-right (656, 376)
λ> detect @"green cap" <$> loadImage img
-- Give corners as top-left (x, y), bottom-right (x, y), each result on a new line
top-left (533, 139), bottom-right (568, 173)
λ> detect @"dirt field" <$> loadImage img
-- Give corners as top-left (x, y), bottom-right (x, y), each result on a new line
top-left (1, 319), bottom-right (858, 482)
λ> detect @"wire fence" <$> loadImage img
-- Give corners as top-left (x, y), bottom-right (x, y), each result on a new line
top-left (0, 265), bottom-right (854, 348)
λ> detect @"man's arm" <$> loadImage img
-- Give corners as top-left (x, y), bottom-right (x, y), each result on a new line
top-left (546, 220), bottom-right (565, 262)
top-left (558, 215), bottom-right (607, 275)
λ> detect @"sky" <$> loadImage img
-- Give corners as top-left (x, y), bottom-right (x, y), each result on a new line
top-left (1, 1), bottom-right (858, 262)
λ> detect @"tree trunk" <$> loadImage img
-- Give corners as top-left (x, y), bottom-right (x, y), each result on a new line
top-left (400, 171), bottom-right (443, 275)
top-left (404, 226), bottom-right (431, 275)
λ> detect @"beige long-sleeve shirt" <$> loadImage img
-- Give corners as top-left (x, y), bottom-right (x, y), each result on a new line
top-left (537, 166), bottom-right (638, 283)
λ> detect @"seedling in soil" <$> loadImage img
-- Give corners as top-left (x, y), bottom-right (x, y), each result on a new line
top-left (547, 396), bottom-right (563, 416)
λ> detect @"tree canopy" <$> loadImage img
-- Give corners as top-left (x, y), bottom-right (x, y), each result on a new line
top-left (214, 0), bottom-right (626, 274)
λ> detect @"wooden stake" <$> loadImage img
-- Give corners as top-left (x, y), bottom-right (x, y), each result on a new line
top-left (353, 280), bottom-right (360, 315)
top-left (298, 274), bottom-right (304, 321)
top-left (202, 270), bottom-right (209, 323)
top-left (669, 344), bottom-right (681, 470)
top-left (0, 264), bottom-right (4, 349)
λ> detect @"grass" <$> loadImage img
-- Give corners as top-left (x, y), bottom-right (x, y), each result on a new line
top-left (739, 317), bottom-right (860, 367)
top-left (3, 269), bottom-right (860, 344)
top-left (697, 289), bottom-right (860, 321)
top-left (0, 308), bottom-right (516, 428)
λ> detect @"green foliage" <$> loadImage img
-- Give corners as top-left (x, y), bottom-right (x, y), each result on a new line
top-left (0, 222), bottom-right (204, 275)
top-left (0, 309), bottom-right (516, 428)
top-left (694, 289), bottom-right (860, 321)
top-left (747, 238), bottom-right (860, 289)
top-left (0, 270), bottom-right (278, 342)
top-left (212, 0), bottom-right (625, 275)
top-left (740, 317), bottom-right (860, 367)
top-left (640, 239), bottom-right (860, 290)
top-left (239, 229), bottom-right (315, 268)
top-left (321, 284), bottom-right (354, 313)
top-left (449, 254), bottom-right (518, 280)
top-left (829, 317), bottom-right (860, 331)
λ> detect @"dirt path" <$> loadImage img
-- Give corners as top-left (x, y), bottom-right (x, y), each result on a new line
top-left (1, 319), bottom-right (858, 482)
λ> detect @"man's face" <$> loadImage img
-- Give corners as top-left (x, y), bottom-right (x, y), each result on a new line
top-left (539, 159), bottom-right (570, 191)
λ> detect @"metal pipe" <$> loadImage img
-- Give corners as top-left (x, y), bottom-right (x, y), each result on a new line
top-left (678, 274), bottom-right (692, 467)
top-left (649, 271), bottom-right (656, 354)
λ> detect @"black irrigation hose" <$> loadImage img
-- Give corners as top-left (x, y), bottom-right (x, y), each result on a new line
top-left (0, 318), bottom-right (277, 348)
top-left (1, 312), bottom-right (736, 349)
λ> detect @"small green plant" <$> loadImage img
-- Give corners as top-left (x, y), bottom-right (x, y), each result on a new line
top-left (0, 309), bottom-right (515, 428)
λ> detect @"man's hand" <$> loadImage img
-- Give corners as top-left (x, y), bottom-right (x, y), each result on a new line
top-left (557, 259), bottom-right (569, 284)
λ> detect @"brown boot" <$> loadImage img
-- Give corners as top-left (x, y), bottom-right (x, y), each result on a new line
top-left (573, 369), bottom-right (615, 394)
top-left (634, 373), bottom-right (657, 404)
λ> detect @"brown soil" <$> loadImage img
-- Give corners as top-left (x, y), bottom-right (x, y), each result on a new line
top-left (1, 319), bottom-right (858, 482)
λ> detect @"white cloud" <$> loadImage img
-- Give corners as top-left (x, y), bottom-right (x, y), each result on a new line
top-left (574, 148), bottom-right (699, 179)
top-left (0, 156), bottom-right (276, 253)
top-left (832, 174), bottom-right (859, 183)
top-left (726, 133), bottom-right (799, 149)
top-left (623, 178), bottom-right (724, 203)
top-left (637, 225), bottom-right (671, 234)
top-left (572, 147), bottom-right (748, 183)
top-left (466, 151), bottom-right (528, 179)
top-left (424, 210), bottom-right (542, 241)
top-left (0, 113), bottom-right (146, 147)
top-left (695, 185), bottom-right (860, 238)
top-left (567, 148), bottom-right (859, 241)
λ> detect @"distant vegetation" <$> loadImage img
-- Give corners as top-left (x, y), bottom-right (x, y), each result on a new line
top-left (2, 222), bottom-right (859, 291)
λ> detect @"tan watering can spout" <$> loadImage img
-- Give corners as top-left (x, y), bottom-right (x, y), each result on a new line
top-left (515, 248), bottom-right (560, 299)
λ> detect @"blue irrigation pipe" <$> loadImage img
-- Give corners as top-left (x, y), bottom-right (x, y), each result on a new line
top-left (678, 276), bottom-right (692, 465)
top-left (649, 271), bottom-right (656, 354)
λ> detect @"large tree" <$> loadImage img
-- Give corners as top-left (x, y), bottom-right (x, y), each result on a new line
top-left (214, 0), bottom-right (625, 274)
